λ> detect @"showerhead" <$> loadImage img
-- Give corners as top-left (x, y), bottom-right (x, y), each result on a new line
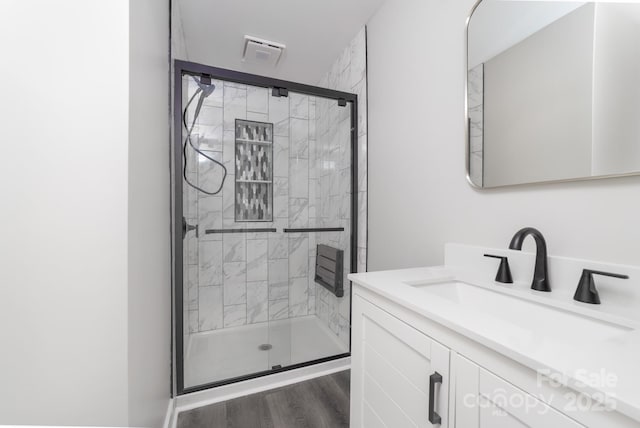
top-left (193, 75), bottom-right (215, 98)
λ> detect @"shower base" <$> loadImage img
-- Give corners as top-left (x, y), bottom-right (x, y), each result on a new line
top-left (184, 315), bottom-right (347, 389)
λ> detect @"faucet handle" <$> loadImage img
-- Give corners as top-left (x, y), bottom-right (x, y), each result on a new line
top-left (484, 254), bottom-right (513, 284)
top-left (574, 269), bottom-right (629, 305)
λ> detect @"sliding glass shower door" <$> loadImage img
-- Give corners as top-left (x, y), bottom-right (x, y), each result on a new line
top-left (175, 61), bottom-right (357, 393)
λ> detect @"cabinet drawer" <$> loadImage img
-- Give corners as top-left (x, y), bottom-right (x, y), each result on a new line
top-left (455, 355), bottom-right (585, 428)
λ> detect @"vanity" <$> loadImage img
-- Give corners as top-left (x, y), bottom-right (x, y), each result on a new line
top-left (348, 244), bottom-right (640, 428)
top-left (345, 0), bottom-right (640, 425)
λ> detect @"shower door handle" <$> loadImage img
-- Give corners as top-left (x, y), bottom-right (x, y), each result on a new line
top-left (182, 217), bottom-right (199, 239)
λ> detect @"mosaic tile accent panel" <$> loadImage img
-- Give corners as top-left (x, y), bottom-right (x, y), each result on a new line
top-left (236, 118), bottom-right (273, 142)
top-left (235, 119), bottom-right (273, 221)
top-left (236, 142), bottom-right (272, 181)
top-left (235, 182), bottom-right (272, 221)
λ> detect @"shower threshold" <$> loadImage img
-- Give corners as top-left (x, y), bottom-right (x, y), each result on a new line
top-left (184, 315), bottom-right (347, 389)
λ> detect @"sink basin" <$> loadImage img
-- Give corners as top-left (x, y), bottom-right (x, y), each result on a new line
top-left (405, 280), bottom-right (633, 346)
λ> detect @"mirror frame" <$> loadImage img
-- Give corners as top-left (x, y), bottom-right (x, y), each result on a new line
top-left (464, 0), bottom-right (640, 189)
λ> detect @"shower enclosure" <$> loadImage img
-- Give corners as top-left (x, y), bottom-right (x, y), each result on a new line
top-left (173, 61), bottom-right (358, 394)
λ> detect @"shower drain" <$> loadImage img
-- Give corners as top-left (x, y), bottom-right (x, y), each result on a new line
top-left (259, 343), bottom-right (273, 351)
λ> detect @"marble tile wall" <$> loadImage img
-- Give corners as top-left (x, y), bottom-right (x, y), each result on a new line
top-left (183, 79), bottom-right (320, 334)
top-left (313, 27), bottom-right (368, 348)
top-left (468, 64), bottom-right (484, 186)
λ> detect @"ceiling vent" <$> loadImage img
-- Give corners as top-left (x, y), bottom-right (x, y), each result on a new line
top-left (242, 35), bottom-right (285, 67)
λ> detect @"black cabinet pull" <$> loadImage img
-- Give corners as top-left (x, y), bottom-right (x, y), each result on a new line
top-left (429, 371), bottom-right (443, 425)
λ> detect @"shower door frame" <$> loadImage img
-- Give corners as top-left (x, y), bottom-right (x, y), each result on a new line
top-left (172, 60), bottom-right (359, 396)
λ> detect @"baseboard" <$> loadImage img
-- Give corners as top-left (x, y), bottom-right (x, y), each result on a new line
top-left (175, 356), bottom-right (350, 415)
top-left (162, 397), bottom-right (175, 428)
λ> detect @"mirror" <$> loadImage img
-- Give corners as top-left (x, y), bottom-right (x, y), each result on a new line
top-left (466, 1), bottom-right (640, 188)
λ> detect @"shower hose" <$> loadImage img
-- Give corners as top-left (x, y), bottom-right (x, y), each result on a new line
top-left (182, 76), bottom-right (227, 195)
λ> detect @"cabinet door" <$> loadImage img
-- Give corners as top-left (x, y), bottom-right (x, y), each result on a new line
top-left (454, 355), bottom-right (585, 428)
top-left (351, 295), bottom-right (450, 428)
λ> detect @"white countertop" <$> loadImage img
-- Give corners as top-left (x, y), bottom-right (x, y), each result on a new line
top-left (349, 265), bottom-right (640, 422)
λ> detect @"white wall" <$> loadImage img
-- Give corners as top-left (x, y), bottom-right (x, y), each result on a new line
top-left (174, 0), bottom-right (384, 85)
top-left (0, 0), bottom-right (130, 425)
top-left (483, 4), bottom-right (594, 187)
top-left (128, 0), bottom-right (171, 426)
top-left (0, 0), bottom-right (171, 426)
top-left (366, 0), bottom-right (640, 271)
top-left (592, 3), bottom-right (640, 176)
top-left (468, 1), bottom-right (584, 69)
top-left (172, 0), bottom-right (189, 61)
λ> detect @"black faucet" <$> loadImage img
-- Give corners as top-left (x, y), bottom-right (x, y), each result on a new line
top-left (508, 227), bottom-right (551, 292)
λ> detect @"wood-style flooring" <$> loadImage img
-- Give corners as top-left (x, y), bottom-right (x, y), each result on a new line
top-left (177, 370), bottom-right (350, 428)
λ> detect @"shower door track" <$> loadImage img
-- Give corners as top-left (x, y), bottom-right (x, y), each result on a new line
top-left (172, 60), bottom-right (359, 396)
